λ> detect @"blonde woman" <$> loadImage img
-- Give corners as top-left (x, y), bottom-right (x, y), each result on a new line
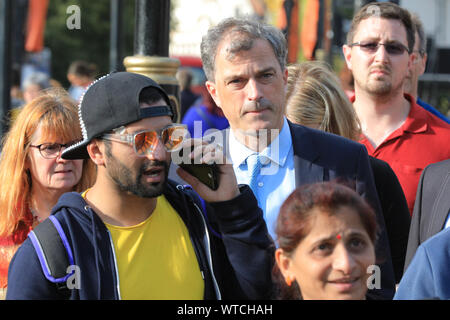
top-left (286, 61), bottom-right (361, 140)
top-left (0, 89), bottom-right (96, 298)
top-left (285, 61), bottom-right (410, 284)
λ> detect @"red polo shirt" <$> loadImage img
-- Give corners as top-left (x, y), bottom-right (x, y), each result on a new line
top-left (354, 94), bottom-right (450, 215)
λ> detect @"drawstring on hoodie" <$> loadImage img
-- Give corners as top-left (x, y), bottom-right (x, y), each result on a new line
top-left (176, 184), bottom-right (222, 299)
top-left (86, 206), bottom-right (102, 299)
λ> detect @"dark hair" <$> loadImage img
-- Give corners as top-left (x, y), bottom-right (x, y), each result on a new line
top-left (347, 2), bottom-right (415, 53)
top-left (68, 60), bottom-right (98, 79)
top-left (105, 86), bottom-right (171, 136)
top-left (273, 181), bottom-right (378, 299)
top-left (139, 86), bottom-right (167, 105)
top-left (176, 68), bottom-right (193, 91)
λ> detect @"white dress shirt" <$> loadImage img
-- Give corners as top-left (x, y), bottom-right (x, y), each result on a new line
top-left (228, 117), bottom-right (296, 240)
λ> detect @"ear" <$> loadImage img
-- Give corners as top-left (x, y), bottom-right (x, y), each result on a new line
top-left (283, 67), bottom-right (288, 86)
top-left (205, 80), bottom-right (221, 108)
top-left (87, 140), bottom-right (106, 166)
top-left (275, 248), bottom-right (295, 282)
top-left (407, 52), bottom-right (417, 75)
top-left (342, 45), bottom-right (353, 70)
top-left (419, 53), bottom-right (427, 75)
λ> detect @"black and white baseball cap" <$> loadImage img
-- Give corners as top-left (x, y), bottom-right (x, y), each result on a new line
top-left (62, 72), bottom-right (173, 160)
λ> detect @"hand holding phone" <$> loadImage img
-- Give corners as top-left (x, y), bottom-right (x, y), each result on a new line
top-left (176, 139), bottom-right (239, 202)
top-left (178, 162), bottom-right (220, 190)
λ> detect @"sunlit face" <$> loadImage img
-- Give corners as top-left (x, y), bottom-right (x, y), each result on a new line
top-left (343, 17), bottom-right (414, 97)
top-left (27, 124), bottom-right (83, 194)
top-left (103, 101), bottom-right (172, 198)
top-left (276, 206), bottom-right (376, 300)
top-left (206, 38), bottom-right (287, 135)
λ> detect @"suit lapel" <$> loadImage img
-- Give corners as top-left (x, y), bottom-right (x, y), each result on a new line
top-left (294, 156), bottom-right (326, 187)
top-left (216, 122), bottom-right (326, 187)
top-left (288, 121), bottom-right (325, 187)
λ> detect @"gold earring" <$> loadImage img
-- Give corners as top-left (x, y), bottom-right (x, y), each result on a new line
top-left (285, 276), bottom-right (294, 287)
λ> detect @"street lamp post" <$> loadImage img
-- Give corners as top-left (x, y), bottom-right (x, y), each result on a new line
top-left (0, 0), bottom-right (12, 136)
top-left (124, 0), bottom-right (180, 122)
top-left (110, 0), bottom-right (123, 72)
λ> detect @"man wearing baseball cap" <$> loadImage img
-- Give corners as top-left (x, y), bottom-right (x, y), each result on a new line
top-left (6, 72), bottom-right (273, 300)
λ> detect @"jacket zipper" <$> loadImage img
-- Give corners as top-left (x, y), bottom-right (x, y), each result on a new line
top-left (98, 186), bottom-right (221, 300)
top-left (192, 201), bottom-right (222, 300)
top-left (107, 229), bottom-right (122, 300)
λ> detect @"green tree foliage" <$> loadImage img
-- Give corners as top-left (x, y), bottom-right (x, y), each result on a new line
top-left (44, 0), bottom-right (135, 88)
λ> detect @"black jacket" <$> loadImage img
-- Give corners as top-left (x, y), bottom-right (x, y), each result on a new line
top-left (6, 181), bottom-right (274, 300)
top-left (369, 157), bottom-right (411, 283)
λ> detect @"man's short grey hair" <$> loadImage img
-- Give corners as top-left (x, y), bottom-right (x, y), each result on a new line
top-left (200, 17), bottom-right (287, 82)
top-left (410, 13), bottom-right (427, 56)
top-left (22, 72), bottom-right (51, 90)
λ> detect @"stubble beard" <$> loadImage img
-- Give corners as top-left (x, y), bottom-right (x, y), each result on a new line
top-left (105, 145), bottom-right (169, 198)
top-left (359, 75), bottom-right (406, 98)
top-left (364, 76), bottom-right (393, 96)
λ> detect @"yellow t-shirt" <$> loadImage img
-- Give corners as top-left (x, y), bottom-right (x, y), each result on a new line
top-left (83, 191), bottom-right (204, 300)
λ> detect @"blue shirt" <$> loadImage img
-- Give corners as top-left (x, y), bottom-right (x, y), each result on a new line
top-left (68, 85), bottom-right (85, 103)
top-left (394, 227), bottom-right (450, 300)
top-left (229, 117), bottom-right (296, 240)
top-left (182, 106), bottom-right (230, 138)
top-left (417, 98), bottom-right (450, 124)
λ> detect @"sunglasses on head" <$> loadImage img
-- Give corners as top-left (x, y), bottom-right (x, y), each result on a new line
top-left (350, 41), bottom-right (410, 55)
top-left (102, 124), bottom-right (188, 156)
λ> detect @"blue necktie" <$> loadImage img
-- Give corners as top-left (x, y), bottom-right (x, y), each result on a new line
top-left (247, 153), bottom-right (263, 197)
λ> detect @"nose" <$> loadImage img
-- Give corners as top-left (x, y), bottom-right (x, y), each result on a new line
top-left (55, 148), bottom-right (68, 163)
top-left (331, 244), bottom-right (357, 274)
top-left (373, 44), bottom-right (390, 63)
top-left (145, 138), bottom-right (167, 161)
top-left (246, 78), bottom-right (262, 101)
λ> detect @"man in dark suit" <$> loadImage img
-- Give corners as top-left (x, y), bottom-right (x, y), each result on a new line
top-left (404, 159), bottom-right (450, 271)
top-left (194, 16), bottom-right (395, 299)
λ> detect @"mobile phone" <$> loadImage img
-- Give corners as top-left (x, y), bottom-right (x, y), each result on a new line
top-left (178, 162), bottom-right (220, 191)
top-left (177, 144), bottom-right (221, 190)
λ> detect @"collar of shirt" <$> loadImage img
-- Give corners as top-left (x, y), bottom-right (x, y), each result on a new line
top-left (445, 210), bottom-right (450, 230)
top-left (356, 93), bottom-right (429, 151)
top-left (229, 117), bottom-right (292, 170)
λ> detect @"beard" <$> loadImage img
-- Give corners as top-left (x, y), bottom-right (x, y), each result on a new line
top-left (361, 65), bottom-right (405, 96)
top-left (105, 147), bottom-right (169, 198)
top-left (366, 78), bottom-right (393, 95)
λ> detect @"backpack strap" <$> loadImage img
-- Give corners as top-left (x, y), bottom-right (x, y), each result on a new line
top-left (28, 215), bottom-right (74, 292)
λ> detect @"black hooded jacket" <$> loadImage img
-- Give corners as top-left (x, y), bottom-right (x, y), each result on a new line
top-left (6, 181), bottom-right (274, 300)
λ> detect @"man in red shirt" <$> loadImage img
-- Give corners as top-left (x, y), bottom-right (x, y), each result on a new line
top-left (342, 2), bottom-right (450, 215)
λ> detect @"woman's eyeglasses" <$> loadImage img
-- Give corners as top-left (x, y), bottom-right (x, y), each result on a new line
top-left (30, 142), bottom-right (76, 159)
top-left (350, 41), bottom-right (410, 55)
top-left (101, 124), bottom-right (188, 156)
